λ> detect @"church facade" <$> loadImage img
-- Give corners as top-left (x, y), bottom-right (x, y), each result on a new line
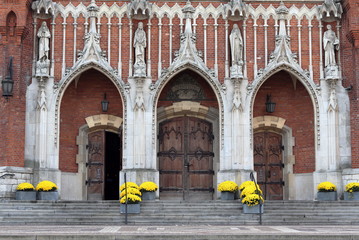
top-left (1, 0), bottom-right (359, 201)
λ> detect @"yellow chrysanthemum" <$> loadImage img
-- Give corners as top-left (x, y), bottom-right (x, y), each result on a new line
top-left (239, 181), bottom-right (256, 191)
top-left (345, 182), bottom-right (359, 193)
top-left (120, 182), bottom-right (139, 191)
top-left (120, 187), bottom-right (142, 197)
top-left (139, 182), bottom-right (158, 192)
top-left (217, 181), bottom-right (238, 193)
top-left (240, 185), bottom-right (262, 199)
top-left (242, 194), bottom-right (264, 206)
top-left (36, 181), bottom-right (57, 192)
top-left (16, 183), bottom-right (35, 191)
top-left (120, 194), bottom-right (142, 204)
top-left (317, 181), bottom-right (336, 192)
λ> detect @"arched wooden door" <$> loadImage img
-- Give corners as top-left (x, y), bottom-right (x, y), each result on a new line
top-left (158, 117), bottom-right (214, 201)
top-left (254, 132), bottom-right (284, 200)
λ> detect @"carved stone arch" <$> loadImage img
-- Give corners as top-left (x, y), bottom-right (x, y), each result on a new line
top-left (54, 62), bottom-right (127, 145)
top-left (157, 101), bottom-right (219, 123)
top-left (250, 63), bottom-right (320, 146)
top-left (253, 116), bottom-right (286, 130)
top-left (154, 63), bottom-right (223, 109)
top-left (250, 64), bottom-right (319, 113)
top-left (154, 63), bottom-right (224, 138)
top-left (85, 114), bottom-right (123, 132)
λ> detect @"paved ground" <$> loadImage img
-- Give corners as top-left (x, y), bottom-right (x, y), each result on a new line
top-left (0, 225), bottom-right (359, 236)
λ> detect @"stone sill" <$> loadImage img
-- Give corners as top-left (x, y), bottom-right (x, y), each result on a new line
top-left (0, 166), bottom-right (33, 174)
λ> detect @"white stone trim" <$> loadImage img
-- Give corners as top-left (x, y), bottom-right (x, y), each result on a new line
top-left (253, 115), bottom-right (286, 129)
top-left (85, 114), bottom-right (123, 130)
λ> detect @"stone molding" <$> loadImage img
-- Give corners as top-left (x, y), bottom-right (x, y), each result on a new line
top-left (253, 116), bottom-right (286, 130)
top-left (85, 114), bottom-right (123, 130)
top-left (54, 2), bottom-right (320, 21)
top-left (158, 101), bottom-right (210, 122)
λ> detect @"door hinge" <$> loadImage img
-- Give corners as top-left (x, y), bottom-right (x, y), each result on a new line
top-left (281, 145), bottom-right (284, 151)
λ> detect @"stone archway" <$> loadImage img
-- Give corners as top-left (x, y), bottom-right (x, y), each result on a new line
top-left (252, 70), bottom-right (315, 200)
top-left (58, 69), bottom-right (124, 200)
top-left (156, 70), bottom-right (220, 201)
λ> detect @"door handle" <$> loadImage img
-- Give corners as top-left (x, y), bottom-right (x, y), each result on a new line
top-left (184, 163), bottom-right (193, 168)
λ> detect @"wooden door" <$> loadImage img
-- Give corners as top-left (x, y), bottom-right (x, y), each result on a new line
top-left (254, 132), bottom-right (284, 200)
top-left (158, 117), bottom-right (214, 200)
top-left (86, 131), bottom-right (105, 200)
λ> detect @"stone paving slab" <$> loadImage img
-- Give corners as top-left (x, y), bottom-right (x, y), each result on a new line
top-left (1, 225), bottom-right (359, 238)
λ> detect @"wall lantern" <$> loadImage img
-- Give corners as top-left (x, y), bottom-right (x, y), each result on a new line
top-left (101, 93), bottom-right (109, 112)
top-left (2, 56), bottom-right (14, 100)
top-left (265, 94), bottom-right (276, 113)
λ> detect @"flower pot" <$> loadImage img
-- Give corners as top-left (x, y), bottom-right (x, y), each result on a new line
top-left (37, 191), bottom-right (59, 201)
top-left (317, 191), bottom-right (337, 201)
top-left (221, 191), bottom-right (235, 200)
top-left (243, 204), bottom-right (264, 214)
top-left (142, 191), bottom-right (156, 200)
top-left (120, 203), bottom-right (140, 214)
top-left (344, 192), bottom-right (359, 201)
top-left (16, 191), bottom-right (36, 201)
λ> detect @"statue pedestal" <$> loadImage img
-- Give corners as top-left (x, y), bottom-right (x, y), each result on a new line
top-left (134, 62), bottom-right (146, 78)
top-left (230, 64), bottom-right (243, 79)
top-left (325, 65), bottom-right (339, 80)
top-left (36, 59), bottom-right (50, 77)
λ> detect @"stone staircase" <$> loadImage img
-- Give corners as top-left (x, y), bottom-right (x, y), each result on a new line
top-left (1, 200), bottom-right (359, 226)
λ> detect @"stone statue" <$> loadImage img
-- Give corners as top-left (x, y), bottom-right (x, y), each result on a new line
top-left (37, 21), bottom-right (51, 61)
top-left (323, 25), bottom-right (339, 67)
top-left (36, 21), bottom-right (51, 77)
top-left (134, 22), bottom-right (146, 66)
top-left (229, 24), bottom-right (243, 65)
top-left (133, 22), bottom-right (146, 77)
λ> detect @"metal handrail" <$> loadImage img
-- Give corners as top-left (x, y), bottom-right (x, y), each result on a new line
top-left (124, 172), bottom-right (128, 225)
top-left (249, 172), bottom-right (263, 225)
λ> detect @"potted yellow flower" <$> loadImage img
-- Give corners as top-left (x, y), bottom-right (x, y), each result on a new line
top-left (317, 181), bottom-right (337, 201)
top-left (139, 182), bottom-right (158, 200)
top-left (36, 180), bottom-right (58, 201)
top-left (120, 182), bottom-right (141, 214)
top-left (344, 182), bottom-right (359, 201)
top-left (16, 183), bottom-right (36, 201)
top-left (217, 181), bottom-right (238, 200)
top-left (241, 193), bottom-right (264, 214)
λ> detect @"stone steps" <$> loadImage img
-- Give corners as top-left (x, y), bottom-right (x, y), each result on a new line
top-left (1, 200), bottom-right (359, 226)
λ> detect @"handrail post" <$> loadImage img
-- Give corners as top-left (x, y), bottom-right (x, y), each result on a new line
top-left (124, 172), bottom-right (128, 225)
top-left (250, 172), bottom-right (262, 225)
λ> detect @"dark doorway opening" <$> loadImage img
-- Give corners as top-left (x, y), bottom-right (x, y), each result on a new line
top-left (105, 131), bottom-right (122, 200)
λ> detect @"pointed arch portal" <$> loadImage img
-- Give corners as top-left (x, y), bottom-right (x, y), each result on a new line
top-left (157, 69), bottom-right (219, 201)
top-left (252, 70), bottom-right (315, 200)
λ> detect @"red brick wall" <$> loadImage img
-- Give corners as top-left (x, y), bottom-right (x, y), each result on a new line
top-left (253, 71), bottom-right (315, 174)
top-left (342, 0), bottom-right (359, 168)
top-left (59, 69), bottom-right (123, 172)
top-left (0, 2), bottom-right (33, 167)
top-left (50, 2), bottom-right (322, 85)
